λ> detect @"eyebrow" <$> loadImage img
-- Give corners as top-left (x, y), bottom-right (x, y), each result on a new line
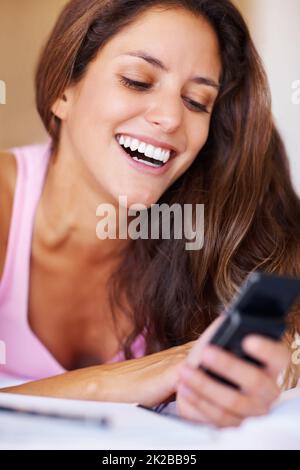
top-left (120, 50), bottom-right (220, 90)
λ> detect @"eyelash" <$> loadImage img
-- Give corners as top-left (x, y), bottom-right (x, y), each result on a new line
top-left (119, 76), bottom-right (210, 114)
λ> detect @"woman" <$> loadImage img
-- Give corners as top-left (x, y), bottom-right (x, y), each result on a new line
top-left (0, 0), bottom-right (299, 428)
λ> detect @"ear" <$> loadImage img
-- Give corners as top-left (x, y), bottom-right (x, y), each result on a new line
top-left (51, 89), bottom-right (72, 121)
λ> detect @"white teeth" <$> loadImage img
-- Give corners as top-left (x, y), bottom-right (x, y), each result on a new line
top-left (124, 136), bottom-right (131, 148)
top-left (116, 134), bottom-right (172, 164)
top-left (130, 138), bottom-right (140, 152)
top-left (145, 144), bottom-right (155, 158)
top-left (143, 161), bottom-right (161, 167)
top-left (138, 141), bottom-right (146, 154)
top-left (154, 147), bottom-right (162, 160)
top-left (133, 157), bottom-right (160, 167)
top-left (162, 150), bottom-right (169, 163)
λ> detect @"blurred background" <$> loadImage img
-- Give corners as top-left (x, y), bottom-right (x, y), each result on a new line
top-left (0, 0), bottom-right (299, 193)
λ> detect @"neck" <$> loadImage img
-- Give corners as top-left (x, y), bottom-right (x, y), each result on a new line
top-left (38, 139), bottom-right (131, 264)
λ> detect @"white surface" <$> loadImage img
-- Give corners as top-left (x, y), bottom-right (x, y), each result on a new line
top-left (0, 373), bottom-right (299, 450)
top-left (0, 392), bottom-right (218, 450)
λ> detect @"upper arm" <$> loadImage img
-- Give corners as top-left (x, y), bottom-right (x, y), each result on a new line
top-left (0, 151), bottom-right (17, 280)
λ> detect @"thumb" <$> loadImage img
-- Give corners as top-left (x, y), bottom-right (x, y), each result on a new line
top-left (185, 314), bottom-right (225, 368)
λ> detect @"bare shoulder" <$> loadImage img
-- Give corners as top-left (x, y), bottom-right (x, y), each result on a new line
top-left (0, 151), bottom-right (17, 279)
top-left (0, 150), bottom-right (16, 184)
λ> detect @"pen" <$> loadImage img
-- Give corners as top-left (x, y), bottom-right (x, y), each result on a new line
top-left (137, 404), bottom-right (199, 426)
top-left (0, 405), bottom-right (111, 428)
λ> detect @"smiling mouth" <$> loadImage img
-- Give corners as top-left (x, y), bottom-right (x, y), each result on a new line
top-left (115, 135), bottom-right (176, 168)
top-left (124, 147), bottom-right (164, 167)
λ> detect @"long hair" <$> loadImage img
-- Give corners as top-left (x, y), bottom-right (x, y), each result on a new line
top-left (35, 0), bottom-right (300, 387)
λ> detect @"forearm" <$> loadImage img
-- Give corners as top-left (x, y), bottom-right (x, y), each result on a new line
top-left (0, 365), bottom-right (112, 401)
top-left (0, 341), bottom-right (196, 406)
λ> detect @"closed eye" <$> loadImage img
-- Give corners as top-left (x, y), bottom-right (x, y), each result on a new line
top-left (119, 76), bottom-right (210, 114)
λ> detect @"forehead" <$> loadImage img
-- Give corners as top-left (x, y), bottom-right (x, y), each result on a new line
top-left (99, 7), bottom-right (221, 80)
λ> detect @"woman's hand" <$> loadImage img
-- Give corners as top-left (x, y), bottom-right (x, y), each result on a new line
top-left (176, 316), bottom-right (290, 428)
top-left (95, 340), bottom-right (197, 407)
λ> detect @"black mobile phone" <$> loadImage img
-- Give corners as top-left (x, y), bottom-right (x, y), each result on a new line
top-left (200, 271), bottom-right (300, 389)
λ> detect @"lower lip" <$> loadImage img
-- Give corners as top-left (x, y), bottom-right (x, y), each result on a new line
top-left (115, 139), bottom-right (174, 175)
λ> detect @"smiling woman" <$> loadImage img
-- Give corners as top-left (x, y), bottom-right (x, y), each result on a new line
top-left (0, 0), bottom-right (299, 428)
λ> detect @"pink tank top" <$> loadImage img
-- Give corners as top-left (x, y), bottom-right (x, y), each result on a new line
top-left (0, 142), bottom-right (146, 381)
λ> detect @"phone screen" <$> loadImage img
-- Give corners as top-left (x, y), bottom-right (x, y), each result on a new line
top-left (238, 292), bottom-right (283, 318)
top-left (231, 273), bottom-right (300, 320)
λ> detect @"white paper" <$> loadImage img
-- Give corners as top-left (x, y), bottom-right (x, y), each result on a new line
top-left (0, 375), bottom-right (299, 450)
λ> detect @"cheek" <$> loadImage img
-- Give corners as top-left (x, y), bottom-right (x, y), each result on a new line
top-left (184, 122), bottom-right (211, 166)
top-left (74, 74), bottom-right (141, 131)
top-left (166, 123), bottom-right (210, 185)
top-left (64, 88), bottom-right (137, 167)
top-left (190, 119), bottom-right (210, 154)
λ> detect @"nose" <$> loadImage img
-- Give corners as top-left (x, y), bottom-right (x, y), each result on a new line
top-left (145, 92), bottom-right (183, 133)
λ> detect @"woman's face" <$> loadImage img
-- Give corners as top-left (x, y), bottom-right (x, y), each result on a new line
top-left (56, 7), bottom-right (221, 208)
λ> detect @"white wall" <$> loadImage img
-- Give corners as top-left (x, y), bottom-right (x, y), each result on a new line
top-left (236, 0), bottom-right (300, 195)
top-left (0, 0), bottom-right (68, 149)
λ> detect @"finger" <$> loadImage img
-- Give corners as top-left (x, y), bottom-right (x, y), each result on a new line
top-left (242, 335), bottom-right (291, 379)
top-left (200, 345), bottom-right (280, 403)
top-left (177, 384), bottom-right (242, 428)
top-left (185, 315), bottom-right (225, 368)
top-left (176, 393), bottom-right (211, 424)
top-left (178, 364), bottom-right (271, 418)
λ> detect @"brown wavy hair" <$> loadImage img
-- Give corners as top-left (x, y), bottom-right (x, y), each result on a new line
top-left (35, 0), bottom-right (300, 387)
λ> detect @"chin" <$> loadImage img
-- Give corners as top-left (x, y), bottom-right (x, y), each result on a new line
top-left (118, 192), bottom-right (159, 210)
top-left (109, 188), bottom-right (159, 208)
